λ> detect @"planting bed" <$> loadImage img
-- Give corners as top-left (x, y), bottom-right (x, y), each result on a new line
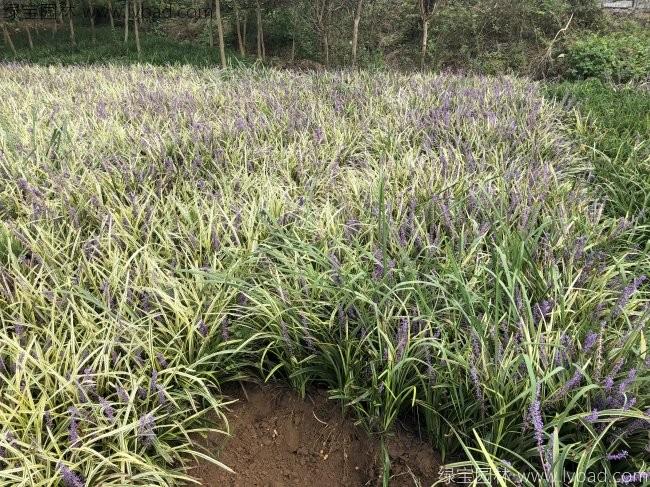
top-left (0, 65), bottom-right (647, 486)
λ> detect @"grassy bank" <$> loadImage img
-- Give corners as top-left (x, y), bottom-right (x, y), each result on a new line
top-left (546, 80), bottom-right (650, 237)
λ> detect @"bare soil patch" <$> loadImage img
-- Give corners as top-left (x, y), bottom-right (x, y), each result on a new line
top-left (189, 383), bottom-right (442, 487)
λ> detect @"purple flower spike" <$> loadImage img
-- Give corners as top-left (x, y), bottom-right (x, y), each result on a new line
top-left (606, 450), bottom-right (628, 461)
top-left (299, 315), bottom-right (315, 353)
top-left (530, 385), bottom-right (544, 447)
top-left (58, 463), bottom-right (85, 487)
top-left (98, 397), bottom-right (116, 423)
top-left (137, 413), bottom-right (156, 447)
top-left (156, 384), bottom-right (167, 405)
top-left (221, 316), bottom-right (230, 341)
top-left (197, 319), bottom-right (208, 338)
top-left (582, 332), bottom-right (598, 353)
top-left (116, 386), bottom-right (129, 403)
top-left (603, 358), bottom-right (625, 392)
top-left (470, 365), bottom-right (485, 414)
top-left (372, 249), bottom-right (385, 280)
top-left (533, 300), bottom-right (554, 325)
top-left (554, 369), bottom-right (583, 401)
top-left (13, 322), bottom-right (25, 339)
top-left (150, 370), bottom-right (158, 393)
top-left (614, 276), bottom-right (647, 319)
top-left (618, 369), bottom-right (638, 395)
top-left (156, 353), bottom-right (168, 369)
top-left (68, 408), bottom-right (80, 447)
top-left (586, 409), bottom-right (599, 423)
top-left (395, 318), bottom-right (409, 361)
top-left (280, 319), bottom-right (293, 355)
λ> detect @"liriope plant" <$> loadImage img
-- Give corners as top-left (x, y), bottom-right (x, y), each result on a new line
top-left (0, 65), bottom-right (647, 486)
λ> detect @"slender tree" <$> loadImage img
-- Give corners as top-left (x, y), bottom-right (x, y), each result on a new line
top-left (133, 0), bottom-right (141, 56)
top-left (0, 0), bottom-right (17, 56)
top-left (255, 0), bottom-right (264, 60)
top-left (107, 0), bottom-right (115, 30)
top-left (215, 0), bottom-right (227, 67)
top-left (351, 0), bottom-right (363, 66)
top-left (124, 0), bottom-right (129, 43)
top-left (417, 0), bottom-right (437, 70)
top-left (12, 4), bottom-right (34, 50)
top-left (25, 24), bottom-right (34, 50)
top-left (314, 0), bottom-right (339, 66)
top-left (88, 0), bottom-right (96, 44)
top-left (52, 0), bottom-right (61, 34)
top-left (66, 0), bottom-right (76, 45)
top-left (234, 3), bottom-right (246, 56)
top-left (242, 9), bottom-right (247, 52)
top-left (208, 10), bottom-right (214, 48)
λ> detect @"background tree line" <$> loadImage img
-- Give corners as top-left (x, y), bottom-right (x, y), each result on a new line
top-left (3, 0), bottom-right (644, 79)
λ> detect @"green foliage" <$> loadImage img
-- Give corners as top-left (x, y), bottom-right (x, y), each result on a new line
top-left (1, 0), bottom-right (634, 78)
top-left (546, 80), bottom-right (650, 237)
top-left (565, 31), bottom-right (650, 83)
top-left (429, 0), bottom-right (603, 76)
top-left (0, 26), bottom-right (241, 66)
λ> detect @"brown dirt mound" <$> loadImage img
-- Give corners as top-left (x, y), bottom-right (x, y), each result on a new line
top-left (189, 383), bottom-right (442, 487)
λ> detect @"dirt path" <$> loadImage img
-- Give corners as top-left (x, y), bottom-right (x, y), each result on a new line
top-left (189, 383), bottom-right (442, 487)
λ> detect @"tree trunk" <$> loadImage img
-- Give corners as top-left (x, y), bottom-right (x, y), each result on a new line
top-left (420, 17), bottom-right (429, 70)
top-left (324, 33), bottom-right (329, 66)
top-left (133, 0), bottom-right (140, 56)
top-left (2, 26), bottom-right (16, 56)
top-left (13, 4), bottom-right (34, 50)
top-left (324, 1), bottom-right (332, 66)
top-left (66, 0), bottom-right (76, 46)
top-left (124, 0), bottom-right (129, 43)
top-left (316, 0), bottom-right (330, 66)
top-left (88, 0), bottom-right (96, 44)
top-left (214, 0), bottom-right (227, 67)
top-left (235, 8), bottom-right (245, 56)
top-left (107, 0), bottom-right (114, 30)
top-left (53, 0), bottom-right (62, 34)
top-left (0, 0), bottom-right (17, 57)
top-left (291, 36), bottom-right (295, 63)
top-left (26, 24), bottom-right (34, 49)
top-left (208, 12), bottom-right (214, 48)
top-left (242, 11), bottom-right (247, 53)
top-left (351, 0), bottom-right (363, 66)
top-left (256, 1), bottom-right (263, 60)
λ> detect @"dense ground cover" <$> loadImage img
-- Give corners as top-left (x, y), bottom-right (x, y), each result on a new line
top-left (0, 66), bottom-right (648, 486)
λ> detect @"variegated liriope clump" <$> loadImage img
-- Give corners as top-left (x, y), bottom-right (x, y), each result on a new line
top-left (0, 65), bottom-right (647, 486)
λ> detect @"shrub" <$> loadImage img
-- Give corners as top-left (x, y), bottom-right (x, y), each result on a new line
top-left (429, 0), bottom-right (603, 76)
top-left (565, 32), bottom-right (650, 83)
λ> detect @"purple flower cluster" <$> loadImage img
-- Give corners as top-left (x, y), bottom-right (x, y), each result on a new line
top-left (395, 318), bottom-right (409, 361)
top-left (613, 276), bottom-right (646, 319)
top-left (68, 407), bottom-right (80, 447)
top-left (197, 319), bottom-right (208, 338)
top-left (137, 413), bottom-right (156, 447)
top-left (58, 463), bottom-right (85, 487)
